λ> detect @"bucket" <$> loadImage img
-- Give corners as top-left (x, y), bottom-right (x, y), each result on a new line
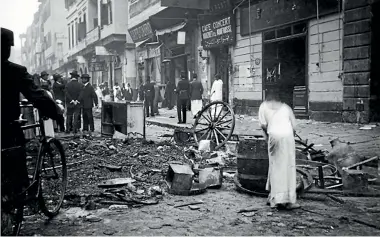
top-left (237, 135), bottom-right (268, 191)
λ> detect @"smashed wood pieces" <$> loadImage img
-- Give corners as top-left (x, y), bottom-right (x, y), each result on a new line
top-left (59, 137), bottom-right (191, 209)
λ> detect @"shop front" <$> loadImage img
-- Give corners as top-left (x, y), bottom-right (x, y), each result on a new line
top-left (198, 2), bottom-right (236, 103)
top-left (238, 0), bottom-right (340, 118)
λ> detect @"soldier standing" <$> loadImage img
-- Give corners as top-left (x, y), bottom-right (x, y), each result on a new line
top-left (176, 71), bottom-right (190, 124)
top-left (65, 70), bottom-right (83, 135)
top-left (143, 76), bottom-right (155, 117)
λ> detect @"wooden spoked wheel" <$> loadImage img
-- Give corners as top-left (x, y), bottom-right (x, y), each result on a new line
top-left (193, 101), bottom-right (235, 150)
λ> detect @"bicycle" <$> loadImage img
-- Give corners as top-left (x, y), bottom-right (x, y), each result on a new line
top-left (1, 104), bottom-right (68, 236)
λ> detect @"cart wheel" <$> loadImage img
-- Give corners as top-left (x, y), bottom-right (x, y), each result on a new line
top-left (192, 101), bottom-right (235, 150)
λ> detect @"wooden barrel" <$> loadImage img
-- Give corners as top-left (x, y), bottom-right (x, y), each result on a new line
top-left (237, 135), bottom-right (269, 192)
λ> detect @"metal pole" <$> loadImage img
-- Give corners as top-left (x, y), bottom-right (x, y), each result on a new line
top-left (109, 55), bottom-right (114, 101)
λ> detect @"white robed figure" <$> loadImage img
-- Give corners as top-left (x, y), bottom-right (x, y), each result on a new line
top-left (258, 93), bottom-right (299, 210)
top-left (210, 74), bottom-right (223, 120)
top-left (95, 86), bottom-right (103, 109)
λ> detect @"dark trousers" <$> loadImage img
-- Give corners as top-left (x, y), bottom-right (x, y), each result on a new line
top-left (145, 98), bottom-right (154, 117)
top-left (66, 106), bottom-right (81, 133)
top-left (82, 108), bottom-right (95, 132)
top-left (1, 128), bottom-right (29, 208)
top-left (166, 92), bottom-right (174, 110)
top-left (177, 99), bottom-right (188, 123)
top-left (55, 114), bottom-right (65, 132)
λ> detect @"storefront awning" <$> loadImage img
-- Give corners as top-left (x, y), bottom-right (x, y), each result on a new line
top-left (135, 38), bottom-right (151, 48)
top-left (149, 7), bottom-right (201, 32)
top-left (155, 22), bottom-right (187, 36)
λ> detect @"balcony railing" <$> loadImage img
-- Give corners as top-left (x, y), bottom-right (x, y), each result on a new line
top-left (85, 26), bottom-right (100, 46)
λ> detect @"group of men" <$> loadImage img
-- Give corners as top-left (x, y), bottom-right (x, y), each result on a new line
top-left (35, 70), bottom-right (99, 136)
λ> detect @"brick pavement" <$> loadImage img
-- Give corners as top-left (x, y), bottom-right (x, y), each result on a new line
top-left (147, 108), bottom-right (380, 158)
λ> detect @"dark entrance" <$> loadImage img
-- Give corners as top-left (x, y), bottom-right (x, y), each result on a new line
top-left (212, 46), bottom-right (229, 102)
top-left (370, 2), bottom-right (380, 122)
top-left (263, 23), bottom-right (308, 117)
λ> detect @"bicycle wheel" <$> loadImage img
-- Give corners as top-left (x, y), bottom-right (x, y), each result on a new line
top-left (37, 138), bottom-right (67, 218)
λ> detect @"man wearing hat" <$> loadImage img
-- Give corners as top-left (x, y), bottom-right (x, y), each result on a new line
top-left (53, 74), bottom-right (66, 132)
top-left (1, 27), bottom-right (61, 235)
top-left (190, 73), bottom-right (204, 118)
top-left (176, 71), bottom-right (190, 124)
top-left (79, 74), bottom-right (98, 135)
top-left (65, 70), bottom-right (83, 135)
top-left (40, 71), bottom-right (51, 91)
top-left (143, 76), bottom-right (155, 117)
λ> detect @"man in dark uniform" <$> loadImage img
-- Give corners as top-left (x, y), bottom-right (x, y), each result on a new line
top-left (65, 70), bottom-right (83, 135)
top-left (79, 74), bottom-right (98, 135)
top-left (52, 74), bottom-right (66, 132)
top-left (176, 71), bottom-right (190, 124)
top-left (1, 28), bottom-right (61, 235)
top-left (143, 76), bottom-right (155, 117)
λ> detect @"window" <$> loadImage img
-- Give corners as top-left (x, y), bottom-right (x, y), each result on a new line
top-left (101, 0), bottom-right (112, 26)
top-left (263, 22), bottom-right (307, 42)
top-left (71, 23), bottom-right (74, 47)
top-left (68, 25), bottom-right (71, 49)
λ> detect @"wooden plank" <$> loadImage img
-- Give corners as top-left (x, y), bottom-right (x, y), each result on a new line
top-left (309, 91), bottom-right (342, 102)
top-left (308, 71), bottom-right (342, 82)
top-left (343, 98), bottom-right (370, 111)
top-left (309, 17), bottom-right (341, 35)
top-left (343, 46), bottom-right (370, 60)
top-left (344, 72), bottom-right (370, 85)
top-left (310, 111), bottom-right (343, 122)
top-left (309, 101), bottom-right (343, 111)
top-left (309, 40), bottom-right (340, 54)
top-left (320, 61), bottom-right (341, 72)
top-left (344, 6), bottom-right (371, 23)
top-left (344, 20), bottom-right (371, 36)
top-left (344, 59), bottom-right (370, 73)
top-left (234, 52), bottom-right (262, 64)
top-left (310, 30), bottom-right (341, 45)
top-left (235, 35), bottom-right (262, 48)
top-left (343, 85), bottom-right (370, 98)
top-left (234, 45), bottom-right (262, 57)
top-left (309, 51), bottom-right (341, 64)
top-left (234, 91), bottom-right (262, 100)
top-left (345, 0), bottom-right (370, 10)
top-left (309, 81), bottom-right (343, 92)
top-left (343, 32), bottom-right (371, 47)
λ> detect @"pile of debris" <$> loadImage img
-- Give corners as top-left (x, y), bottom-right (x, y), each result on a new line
top-left (26, 137), bottom-right (192, 210)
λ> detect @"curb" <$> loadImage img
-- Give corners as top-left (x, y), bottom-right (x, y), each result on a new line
top-left (146, 119), bottom-right (193, 130)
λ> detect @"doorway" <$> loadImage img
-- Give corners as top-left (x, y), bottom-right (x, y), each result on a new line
top-left (370, 2), bottom-right (380, 121)
top-left (263, 23), bottom-right (307, 113)
top-left (212, 46), bottom-right (230, 102)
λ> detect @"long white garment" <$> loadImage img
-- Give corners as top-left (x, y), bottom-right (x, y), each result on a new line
top-left (258, 101), bottom-right (297, 207)
top-left (95, 88), bottom-right (103, 108)
top-left (210, 79), bottom-right (223, 119)
top-left (191, 100), bottom-right (203, 116)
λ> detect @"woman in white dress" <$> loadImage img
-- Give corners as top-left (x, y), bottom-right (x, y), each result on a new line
top-left (258, 92), bottom-right (299, 210)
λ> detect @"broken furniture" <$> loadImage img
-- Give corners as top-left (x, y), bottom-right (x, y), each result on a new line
top-left (101, 101), bottom-right (145, 139)
top-left (165, 164), bottom-right (207, 196)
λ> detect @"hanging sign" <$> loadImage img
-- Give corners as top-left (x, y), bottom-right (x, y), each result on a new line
top-left (199, 13), bottom-right (236, 49)
top-left (89, 61), bottom-right (107, 72)
top-left (128, 20), bottom-right (154, 43)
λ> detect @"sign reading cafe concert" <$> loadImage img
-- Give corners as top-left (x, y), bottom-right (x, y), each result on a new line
top-left (128, 20), bottom-right (154, 43)
top-left (199, 13), bottom-right (235, 49)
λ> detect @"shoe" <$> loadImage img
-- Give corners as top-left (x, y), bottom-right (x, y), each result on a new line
top-left (285, 203), bottom-right (300, 210)
top-left (65, 130), bottom-right (70, 134)
top-left (178, 121), bottom-right (182, 124)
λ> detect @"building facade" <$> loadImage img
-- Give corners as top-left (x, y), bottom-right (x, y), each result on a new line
top-left (20, 0), bottom-right (68, 76)
top-left (195, 0), bottom-right (379, 123)
top-left (127, 0), bottom-right (206, 98)
top-left (61, 0), bottom-right (131, 86)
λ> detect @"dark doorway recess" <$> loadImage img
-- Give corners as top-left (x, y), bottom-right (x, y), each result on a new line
top-left (263, 31), bottom-right (307, 117)
top-left (370, 2), bottom-right (380, 122)
top-left (211, 46), bottom-right (230, 103)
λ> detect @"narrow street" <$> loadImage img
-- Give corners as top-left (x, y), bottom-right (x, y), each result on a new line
top-left (20, 113), bottom-right (380, 236)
